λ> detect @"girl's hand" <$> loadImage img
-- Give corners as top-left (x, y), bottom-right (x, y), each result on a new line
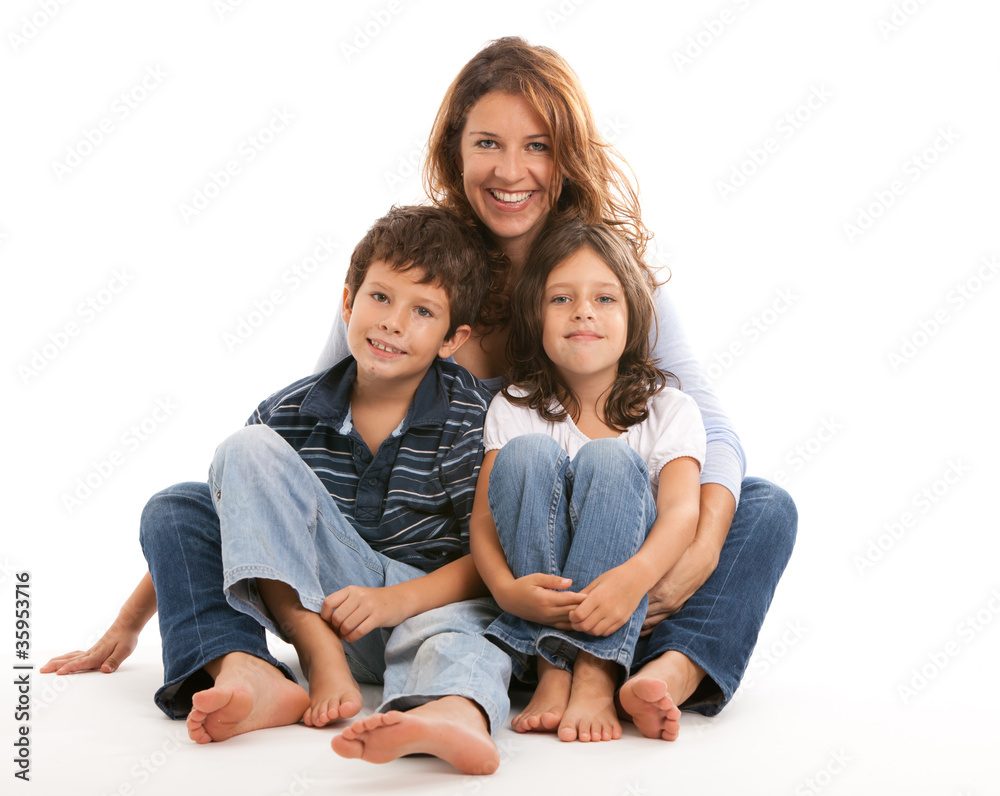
top-left (570, 565), bottom-right (648, 637)
top-left (40, 621), bottom-right (140, 675)
top-left (642, 542), bottom-right (719, 634)
top-left (496, 574), bottom-right (583, 630)
top-left (321, 585), bottom-right (408, 642)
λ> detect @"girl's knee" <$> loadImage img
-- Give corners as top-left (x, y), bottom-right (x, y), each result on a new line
top-left (573, 438), bottom-right (645, 479)
top-left (494, 433), bottom-right (563, 473)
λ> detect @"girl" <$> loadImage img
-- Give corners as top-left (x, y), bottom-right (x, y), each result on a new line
top-left (470, 219), bottom-right (705, 743)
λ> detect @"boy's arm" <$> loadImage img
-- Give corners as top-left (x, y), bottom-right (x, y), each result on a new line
top-left (569, 456), bottom-right (701, 636)
top-left (321, 554), bottom-right (488, 642)
top-left (41, 572), bottom-right (157, 675)
top-left (469, 451), bottom-right (584, 630)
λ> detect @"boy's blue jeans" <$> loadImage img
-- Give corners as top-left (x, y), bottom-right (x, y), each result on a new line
top-left (484, 434), bottom-right (656, 681)
top-left (140, 424), bottom-right (511, 734)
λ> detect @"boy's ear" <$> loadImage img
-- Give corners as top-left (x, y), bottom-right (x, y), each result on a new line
top-left (341, 286), bottom-right (353, 325)
top-left (437, 324), bottom-right (472, 360)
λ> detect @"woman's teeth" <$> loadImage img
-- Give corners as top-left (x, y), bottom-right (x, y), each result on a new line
top-left (489, 189), bottom-right (533, 204)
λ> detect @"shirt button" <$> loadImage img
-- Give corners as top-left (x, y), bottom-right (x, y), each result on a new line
top-left (368, 478), bottom-right (377, 486)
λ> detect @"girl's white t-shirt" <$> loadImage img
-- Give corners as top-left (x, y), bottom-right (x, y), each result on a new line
top-left (483, 385), bottom-right (706, 498)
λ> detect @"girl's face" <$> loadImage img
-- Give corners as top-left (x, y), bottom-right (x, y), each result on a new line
top-left (458, 92), bottom-right (559, 264)
top-left (541, 247), bottom-right (628, 390)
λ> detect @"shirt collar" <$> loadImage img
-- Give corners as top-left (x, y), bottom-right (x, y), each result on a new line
top-left (299, 355), bottom-right (450, 432)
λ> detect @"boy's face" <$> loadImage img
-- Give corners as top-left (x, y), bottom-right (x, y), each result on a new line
top-left (342, 260), bottom-right (470, 391)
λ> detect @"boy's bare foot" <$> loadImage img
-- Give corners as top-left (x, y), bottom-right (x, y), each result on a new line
top-left (512, 658), bottom-right (571, 733)
top-left (617, 677), bottom-right (681, 741)
top-left (256, 578), bottom-right (363, 728)
top-left (301, 661), bottom-right (363, 728)
top-left (617, 650), bottom-right (704, 741)
top-left (332, 696), bottom-right (500, 775)
top-left (558, 654), bottom-right (622, 743)
top-left (186, 652), bottom-right (310, 743)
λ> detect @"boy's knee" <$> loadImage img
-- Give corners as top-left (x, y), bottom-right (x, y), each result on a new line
top-left (213, 424), bottom-right (287, 470)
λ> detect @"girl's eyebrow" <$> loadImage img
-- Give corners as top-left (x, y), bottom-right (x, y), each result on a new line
top-left (546, 281), bottom-right (623, 291)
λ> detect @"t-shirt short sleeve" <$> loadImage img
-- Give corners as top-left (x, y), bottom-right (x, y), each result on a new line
top-left (639, 388), bottom-right (707, 487)
top-left (483, 391), bottom-right (535, 452)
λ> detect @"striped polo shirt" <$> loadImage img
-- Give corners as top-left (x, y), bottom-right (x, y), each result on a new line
top-left (247, 356), bottom-right (493, 572)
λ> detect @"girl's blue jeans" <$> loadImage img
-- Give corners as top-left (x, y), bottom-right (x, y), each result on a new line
top-left (140, 424), bottom-right (511, 734)
top-left (484, 434), bottom-right (656, 682)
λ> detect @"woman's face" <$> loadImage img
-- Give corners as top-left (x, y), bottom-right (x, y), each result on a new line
top-left (458, 92), bottom-right (558, 263)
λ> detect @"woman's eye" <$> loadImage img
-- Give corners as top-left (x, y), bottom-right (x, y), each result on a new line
top-left (528, 142), bottom-right (548, 152)
top-left (476, 139), bottom-right (497, 149)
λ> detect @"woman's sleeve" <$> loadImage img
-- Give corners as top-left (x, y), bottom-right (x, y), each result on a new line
top-left (314, 317), bottom-right (350, 374)
top-left (651, 287), bottom-right (746, 503)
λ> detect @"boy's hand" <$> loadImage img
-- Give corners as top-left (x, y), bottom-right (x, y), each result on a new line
top-left (570, 565), bottom-right (648, 637)
top-left (321, 586), bottom-right (407, 642)
top-left (496, 574), bottom-right (584, 630)
top-left (40, 622), bottom-right (140, 675)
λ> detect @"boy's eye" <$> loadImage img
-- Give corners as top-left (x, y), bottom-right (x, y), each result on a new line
top-left (371, 292), bottom-right (388, 303)
top-left (415, 307), bottom-right (433, 318)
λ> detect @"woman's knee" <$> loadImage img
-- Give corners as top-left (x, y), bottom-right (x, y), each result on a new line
top-left (139, 481), bottom-right (216, 551)
top-left (738, 477), bottom-right (798, 562)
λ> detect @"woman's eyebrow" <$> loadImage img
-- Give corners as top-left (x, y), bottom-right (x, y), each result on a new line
top-left (466, 130), bottom-right (551, 139)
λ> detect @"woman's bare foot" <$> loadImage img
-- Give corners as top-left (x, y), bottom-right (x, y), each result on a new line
top-left (512, 658), bottom-right (571, 733)
top-left (617, 677), bottom-right (680, 741)
top-left (558, 654), bottom-right (622, 743)
top-left (617, 650), bottom-right (704, 741)
top-left (186, 652), bottom-right (310, 743)
top-left (332, 696), bottom-right (500, 775)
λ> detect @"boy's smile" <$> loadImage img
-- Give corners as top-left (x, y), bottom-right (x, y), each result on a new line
top-left (342, 260), bottom-right (470, 393)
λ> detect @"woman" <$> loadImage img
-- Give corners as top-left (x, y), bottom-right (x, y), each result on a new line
top-left (315, 36), bottom-right (797, 739)
top-left (44, 36), bottom-right (795, 753)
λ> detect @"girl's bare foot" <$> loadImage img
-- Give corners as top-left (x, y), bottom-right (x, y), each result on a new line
top-left (617, 650), bottom-right (704, 741)
top-left (301, 657), bottom-right (363, 728)
top-left (512, 658), bottom-right (571, 733)
top-left (186, 652), bottom-right (310, 743)
top-left (558, 654), bottom-right (622, 743)
top-left (332, 696), bottom-right (500, 775)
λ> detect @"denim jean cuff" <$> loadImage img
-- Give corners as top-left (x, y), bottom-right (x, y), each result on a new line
top-left (154, 645), bottom-right (297, 720)
top-left (633, 642), bottom-right (729, 717)
top-left (377, 690), bottom-right (507, 739)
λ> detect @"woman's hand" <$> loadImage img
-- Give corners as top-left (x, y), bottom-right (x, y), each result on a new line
top-left (570, 564), bottom-right (649, 637)
top-left (642, 541), bottom-right (719, 634)
top-left (495, 574), bottom-right (583, 630)
top-left (321, 585), bottom-right (409, 643)
top-left (40, 620), bottom-right (141, 675)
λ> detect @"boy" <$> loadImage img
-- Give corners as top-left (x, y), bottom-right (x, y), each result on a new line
top-left (43, 206), bottom-right (512, 775)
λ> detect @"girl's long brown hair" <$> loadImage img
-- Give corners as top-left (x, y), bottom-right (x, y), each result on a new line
top-left (504, 219), bottom-right (673, 432)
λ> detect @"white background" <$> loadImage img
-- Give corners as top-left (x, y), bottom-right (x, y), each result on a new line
top-left (3, 1), bottom-right (999, 794)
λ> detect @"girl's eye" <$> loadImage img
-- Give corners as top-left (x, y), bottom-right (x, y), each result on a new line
top-left (596, 295), bottom-right (615, 304)
top-left (549, 296), bottom-right (570, 304)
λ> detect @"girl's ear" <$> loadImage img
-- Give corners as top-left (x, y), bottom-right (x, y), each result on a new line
top-left (438, 324), bottom-right (472, 359)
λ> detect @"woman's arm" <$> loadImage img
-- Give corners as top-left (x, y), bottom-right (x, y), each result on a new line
top-left (651, 288), bottom-right (746, 503)
top-left (40, 572), bottom-right (157, 674)
top-left (314, 314), bottom-right (350, 373)
top-left (469, 451), bottom-right (583, 629)
top-left (569, 456), bottom-right (702, 636)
